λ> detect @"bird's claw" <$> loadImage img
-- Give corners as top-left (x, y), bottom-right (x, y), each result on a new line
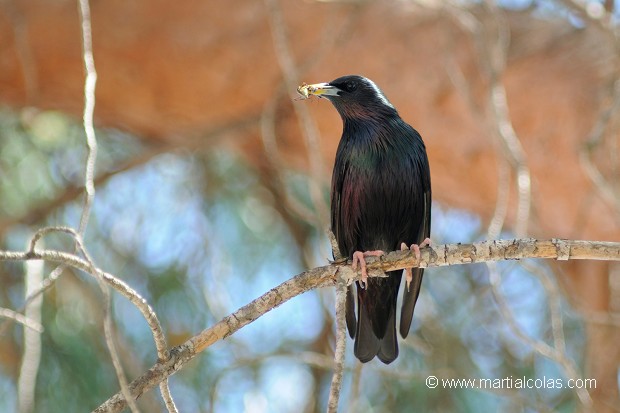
top-left (419, 238), bottom-right (432, 249)
top-left (401, 239), bottom-right (432, 292)
top-left (352, 250), bottom-right (385, 289)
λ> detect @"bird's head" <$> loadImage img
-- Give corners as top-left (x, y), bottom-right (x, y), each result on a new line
top-left (302, 75), bottom-right (397, 121)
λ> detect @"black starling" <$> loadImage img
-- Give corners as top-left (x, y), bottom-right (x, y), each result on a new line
top-left (302, 75), bottom-right (431, 364)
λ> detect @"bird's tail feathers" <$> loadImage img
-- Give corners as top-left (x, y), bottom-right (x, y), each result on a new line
top-left (354, 302), bottom-right (381, 363)
top-left (400, 268), bottom-right (424, 338)
top-left (377, 310), bottom-right (398, 364)
top-left (354, 275), bottom-right (400, 364)
top-left (345, 284), bottom-right (357, 339)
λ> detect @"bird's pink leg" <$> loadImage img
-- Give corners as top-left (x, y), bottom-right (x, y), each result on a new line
top-left (401, 238), bottom-right (432, 291)
top-left (352, 250), bottom-right (385, 289)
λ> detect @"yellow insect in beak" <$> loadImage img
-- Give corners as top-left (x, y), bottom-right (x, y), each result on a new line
top-left (296, 82), bottom-right (340, 100)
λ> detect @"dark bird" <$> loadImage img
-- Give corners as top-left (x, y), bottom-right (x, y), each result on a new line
top-left (302, 75), bottom-right (431, 364)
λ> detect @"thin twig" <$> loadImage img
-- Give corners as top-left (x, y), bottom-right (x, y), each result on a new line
top-left (17, 248), bottom-right (44, 413)
top-left (484, 10), bottom-right (531, 238)
top-left (77, 0), bottom-right (97, 236)
top-left (264, 0), bottom-right (330, 227)
top-left (34, 3), bottom-right (154, 408)
top-left (559, 0), bottom-right (620, 218)
top-left (0, 308), bottom-right (43, 333)
top-left (583, 310), bottom-right (620, 328)
top-left (0, 266), bottom-right (62, 338)
top-left (30, 226), bottom-right (142, 413)
top-left (98, 275), bottom-right (140, 413)
top-left (326, 276), bottom-right (348, 413)
top-left (520, 261), bottom-right (567, 355)
top-left (260, 89), bottom-right (319, 224)
top-left (448, 3), bottom-right (532, 237)
top-left (326, 230), bottom-right (347, 411)
top-left (579, 78), bottom-right (620, 216)
top-left (348, 362), bottom-right (363, 412)
top-left (487, 158), bottom-right (511, 240)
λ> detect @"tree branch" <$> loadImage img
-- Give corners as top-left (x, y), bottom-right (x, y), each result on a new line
top-left (326, 276), bottom-right (347, 413)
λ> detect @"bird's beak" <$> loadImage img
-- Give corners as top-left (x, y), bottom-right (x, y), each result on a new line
top-left (308, 83), bottom-right (340, 97)
top-left (298, 82), bottom-right (341, 99)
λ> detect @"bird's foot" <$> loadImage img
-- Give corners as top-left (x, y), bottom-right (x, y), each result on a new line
top-left (352, 250), bottom-right (385, 289)
top-left (401, 238), bottom-right (432, 291)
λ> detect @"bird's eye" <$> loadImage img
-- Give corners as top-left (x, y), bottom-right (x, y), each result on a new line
top-left (345, 81), bottom-right (357, 92)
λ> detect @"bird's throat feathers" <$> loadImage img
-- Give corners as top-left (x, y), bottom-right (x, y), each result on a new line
top-left (341, 111), bottom-right (407, 147)
top-left (335, 101), bottom-right (398, 125)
